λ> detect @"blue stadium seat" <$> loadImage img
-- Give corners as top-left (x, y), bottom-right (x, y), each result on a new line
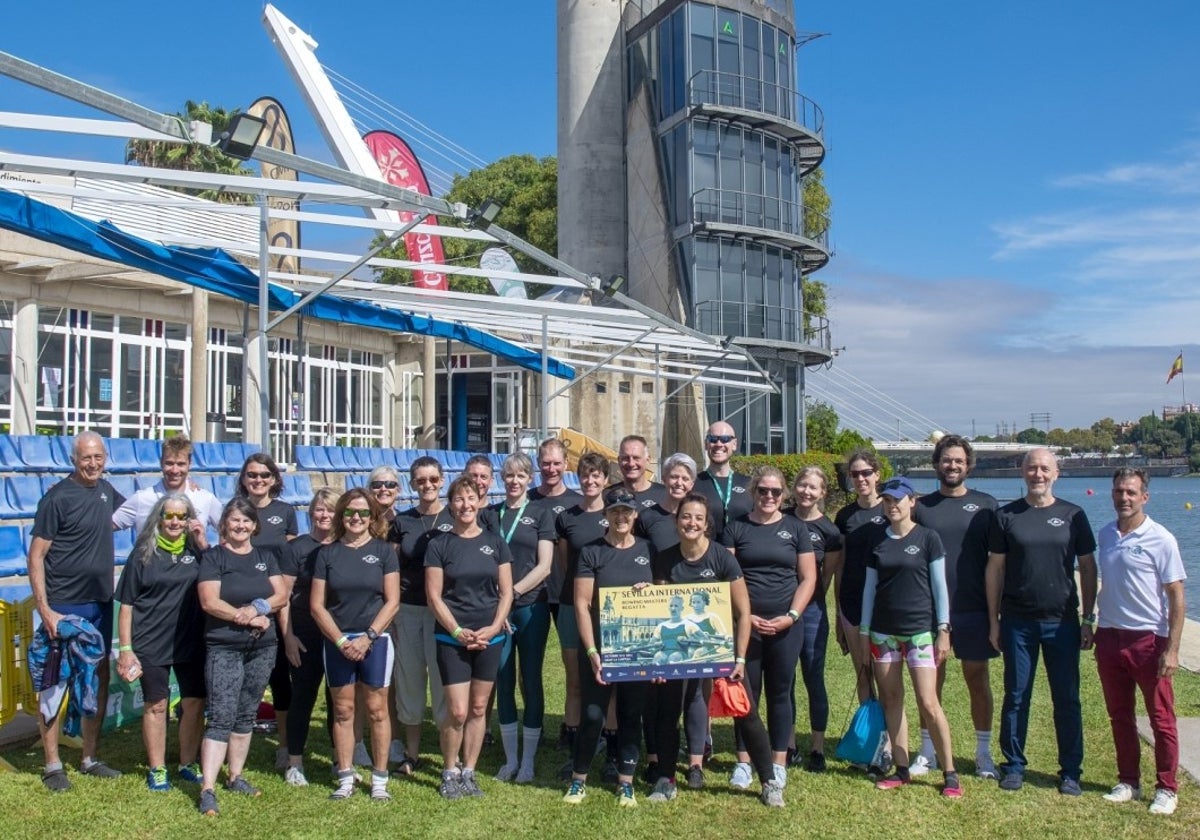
top-left (50, 436), bottom-right (74, 470)
top-left (205, 526), bottom-right (219, 546)
top-left (113, 527), bottom-right (134, 566)
top-left (393, 449), bottom-right (415, 470)
top-left (8, 475), bottom-right (43, 517)
top-left (104, 438), bottom-right (140, 473)
top-left (133, 439), bottom-right (162, 470)
top-left (294, 445), bottom-right (332, 472)
top-left (189, 474), bottom-right (216, 494)
top-left (0, 478), bottom-right (23, 520)
top-left (562, 473), bottom-right (582, 491)
top-left (210, 474), bottom-right (238, 502)
top-left (281, 473), bottom-right (314, 506)
top-left (488, 452), bottom-right (507, 470)
top-left (351, 447), bottom-right (377, 471)
top-left (190, 441), bottom-right (220, 471)
top-left (396, 474), bottom-right (415, 502)
top-left (343, 473), bottom-right (367, 489)
top-left (294, 508), bottom-right (310, 534)
top-left (107, 474), bottom-right (137, 500)
top-left (0, 525), bottom-right (26, 577)
top-left (133, 473), bottom-right (161, 490)
top-left (325, 447), bottom-right (351, 472)
top-left (0, 435), bottom-right (20, 471)
top-left (15, 435), bottom-right (58, 472)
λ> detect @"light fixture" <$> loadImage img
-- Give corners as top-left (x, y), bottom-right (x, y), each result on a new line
top-left (601, 274), bottom-right (626, 297)
top-left (467, 199), bottom-right (503, 229)
top-left (216, 112), bottom-right (267, 160)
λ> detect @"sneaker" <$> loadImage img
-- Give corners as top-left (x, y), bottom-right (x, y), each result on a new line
top-left (772, 763), bottom-right (788, 789)
top-left (330, 772), bottom-right (356, 800)
top-left (974, 752), bottom-right (998, 780)
top-left (146, 765), bottom-right (171, 792)
top-left (80, 760), bottom-right (121, 779)
top-left (284, 765), bottom-right (309, 787)
top-left (910, 753), bottom-right (937, 777)
top-left (760, 779), bottom-right (785, 808)
top-left (686, 764), bottom-right (705, 790)
top-left (1149, 788), bottom-right (1178, 816)
top-left (274, 746), bottom-right (288, 771)
top-left (439, 773), bottom-right (465, 800)
top-left (786, 745), bottom-right (803, 767)
top-left (999, 772), bottom-right (1024, 791)
top-left (353, 741), bottom-right (371, 767)
top-left (806, 751), bottom-right (826, 773)
top-left (41, 768), bottom-right (70, 792)
top-left (1059, 777), bottom-right (1082, 797)
top-left (867, 750), bottom-right (892, 780)
top-left (177, 762), bottom-right (202, 784)
top-left (641, 760), bottom-right (658, 785)
top-left (1103, 782), bottom-right (1141, 803)
top-left (617, 781), bottom-right (637, 808)
top-left (459, 771), bottom-right (484, 798)
top-left (648, 777), bottom-right (677, 802)
top-left (601, 759), bottom-right (619, 785)
top-left (388, 740), bottom-right (405, 765)
top-left (729, 762), bottom-right (753, 789)
top-left (198, 788), bottom-right (219, 816)
top-left (875, 773), bottom-right (910, 790)
top-left (942, 771), bottom-right (963, 799)
top-left (562, 778), bottom-right (587, 804)
top-left (703, 738), bottom-right (713, 765)
top-left (482, 731), bottom-right (495, 748)
top-left (225, 775), bottom-right (262, 797)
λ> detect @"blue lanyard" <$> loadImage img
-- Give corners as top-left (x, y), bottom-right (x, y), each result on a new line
top-left (500, 500), bottom-right (529, 544)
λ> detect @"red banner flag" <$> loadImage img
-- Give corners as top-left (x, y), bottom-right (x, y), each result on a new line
top-left (362, 130), bottom-right (447, 292)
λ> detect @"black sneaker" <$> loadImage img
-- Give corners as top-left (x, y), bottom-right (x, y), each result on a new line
top-left (198, 788), bottom-right (219, 816)
top-left (686, 764), bottom-right (704, 789)
top-left (786, 746), bottom-right (803, 767)
top-left (482, 732), bottom-right (495, 749)
top-left (439, 773), bottom-right (465, 800)
top-left (806, 751), bottom-right (826, 773)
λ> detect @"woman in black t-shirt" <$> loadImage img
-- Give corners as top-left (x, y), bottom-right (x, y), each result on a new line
top-left (278, 487), bottom-right (339, 787)
top-left (115, 493), bottom-right (208, 792)
top-left (426, 476), bottom-right (513, 800)
top-left (312, 488), bottom-right (400, 802)
top-left (721, 466), bottom-right (817, 791)
top-left (195, 498), bottom-right (286, 816)
top-left (860, 477), bottom-right (958, 798)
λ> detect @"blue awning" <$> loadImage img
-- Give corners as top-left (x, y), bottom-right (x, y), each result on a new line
top-left (0, 188), bottom-right (574, 379)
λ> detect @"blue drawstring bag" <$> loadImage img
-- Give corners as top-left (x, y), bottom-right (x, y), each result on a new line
top-left (835, 696), bottom-right (887, 766)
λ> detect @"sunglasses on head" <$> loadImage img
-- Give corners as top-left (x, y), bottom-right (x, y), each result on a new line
top-left (706, 434), bottom-right (735, 444)
top-left (245, 471), bottom-right (273, 480)
top-left (161, 511), bottom-right (188, 521)
top-left (756, 486), bottom-right (783, 498)
top-left (370, 480), bottom-right (399, 490)
top-left (343, 508), bottom-right (372, 519)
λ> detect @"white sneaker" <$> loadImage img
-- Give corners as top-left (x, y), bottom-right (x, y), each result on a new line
top-left (388, 740), bottom-right (405, 764)
top-left (772, 763), bottom-right (787, 789)
top-left (353, 741), bottom-right (371, 767)
top-left (975, 752), bottom-right (998, 780)
top-left (729, 762), bottom-right (753, 789)
top-left (1149, 788), bottom-right (1178, 815)
top-left (284, 765), bottom-right (308, 787)
top-left (909, 753), bottom-right (937, 777)
top-left (1103, 782), bottom-right (1141, 803)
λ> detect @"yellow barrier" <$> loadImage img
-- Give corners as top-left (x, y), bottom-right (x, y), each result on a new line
top-left (0, 599), bottom-right (15, 729)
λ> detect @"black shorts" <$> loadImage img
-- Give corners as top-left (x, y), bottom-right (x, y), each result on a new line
top-left (950, 610), bottom-right (999, 662)
top-left (140, 656), bottom-right (206, 704)
top-left (435, 641), bottom-right (503, 687)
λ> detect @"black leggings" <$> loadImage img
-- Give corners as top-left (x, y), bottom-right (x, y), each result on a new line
top-left (268, 628), bottom-right (293, 713)
top-left (573, 649), bottom-right (648, 779)
top-left (285, 627), bottom-right (326, 756)
top-left (739, 620), bottom-right (804, 753)
top-left (652, 678), bottom-right (708, 779)
top-left (794, 601), bottom-right (830, 733)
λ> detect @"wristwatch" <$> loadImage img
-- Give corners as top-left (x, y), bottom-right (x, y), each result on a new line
top-left (366, 628), bottom-right (379, 642)
top-left (937, 622), bottom-right (952, 633)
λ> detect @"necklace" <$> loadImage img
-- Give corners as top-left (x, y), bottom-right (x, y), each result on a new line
top-left (421, 506), bottom-right (445, 532)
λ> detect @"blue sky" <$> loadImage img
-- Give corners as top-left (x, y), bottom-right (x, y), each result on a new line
top-left (3, 1), bottom-right (1199, 436)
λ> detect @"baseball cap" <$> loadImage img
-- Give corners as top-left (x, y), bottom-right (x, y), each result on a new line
top-left (604, 488), bottom-right (638, 511)
top-left (879, 477), bottom-right (917, 499)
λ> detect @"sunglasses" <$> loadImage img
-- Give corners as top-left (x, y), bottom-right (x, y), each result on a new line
top-left (756, 486), bottom-right (783, 498)
top-left (245, 471), bottom-right (273, 480)
top-left (706, 434), bottom-right (735, 444)
top-left (161, 511), bottom-right (188, 521)
top-left (343, 509), bottom-right (372, 519)
top-left (850, 468), bottom-right (875, 479)
top-left (370, 481), bottom-right (400, 490)
top-left (413, 476), bottom-right (441, 486)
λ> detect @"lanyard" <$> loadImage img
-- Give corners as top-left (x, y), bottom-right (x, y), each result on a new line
top-left (713, 474), bottom-right (733, 523)
top-left (501, 500), bottom-right (529, 544)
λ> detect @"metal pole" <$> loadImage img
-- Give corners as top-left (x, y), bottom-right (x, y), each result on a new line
top-left (799, 364), bottom-right (807, 453)
top-left (258, 197), bottom-right (271, 452)
top-left (654, 344), bottom-right (662, 461)
top-left (540, 315), bottom-right (549, 442)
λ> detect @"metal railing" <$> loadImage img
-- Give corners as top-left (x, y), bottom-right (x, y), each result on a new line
top-left (687, 69), bottom-right (824, 137)
top-left (691, 188), bottom-right (830, 252)
top-left (694, 300), bottom-right (831, 349)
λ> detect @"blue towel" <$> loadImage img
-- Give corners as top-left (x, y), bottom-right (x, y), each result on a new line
top-left (27, 615), bottom-right (105, 737)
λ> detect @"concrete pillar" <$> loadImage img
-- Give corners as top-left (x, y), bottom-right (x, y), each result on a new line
top-left (557, 0), bottom-right (627, 280)
top-left (243, 329), bottom-right (267, 447)
top-left (11, 297), bottom-right (38, 435)
top-left (189, 289), bottom-right (209, 441)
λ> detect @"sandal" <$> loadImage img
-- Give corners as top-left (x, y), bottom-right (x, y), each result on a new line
top-left (392, 756), bottom-right (420, 777)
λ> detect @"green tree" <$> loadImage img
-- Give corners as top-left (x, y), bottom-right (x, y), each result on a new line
top-left (1015, 427), bottom-right (1047, 444)
top-left (805, 399), bottom-right (838, 452)
top-left (801, 168), bottom-right (831, 337)
top-left (124, 101), bottom-right (255, 204)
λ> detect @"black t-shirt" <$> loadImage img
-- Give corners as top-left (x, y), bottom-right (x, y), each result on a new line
top-left (834, 501), bottom-right (888, 625)
top-left (693, 470), bottom-right (753, 542)
top-left (576, 537), bottom-right (655, 635)
top-left (987, 497), bottom-right (1097, 620)
top-left (114, 537), bottom-right (203, 665)
top-left (313, 537), bottom-right (399, 633)
top-left (915, 489), bottom-right (997, 614)
top-left (531, 488), bottom-right (583, 605)
top-left (608, 482), bottom-right (670, 511)
top-left (424, 530), bottom-right (512, 632)
top-left (636, 503), bottom-right (682, 554)
top-left (555, 505), bottom-right (610, 604)
top-left (654, 541), bottom-right (743, 585)
top-left (866, 525), bottom-right (946, 636)
top-left (280, 534), bottom-right (324, 637)
top-left (33, 476), bottom-right (126, 603)
top-left (490, 500), bottom-right (557, 608)
top-left (251, 498), bottom-right (298, 550)
top-left (799, 515), bottom-right (842, 572)
top-left (389, 507), bottom-right (454, 606)
top-left (199, 545), bottom-right (280, 650)
top-left (721, 514), bottom-right (812, 618)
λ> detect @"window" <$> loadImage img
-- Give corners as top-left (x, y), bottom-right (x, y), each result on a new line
top-left (618, 380), bottom-right (632, 394)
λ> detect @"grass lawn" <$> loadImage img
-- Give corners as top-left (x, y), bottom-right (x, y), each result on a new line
top-left (2, 602), bottom-right (1197, 839)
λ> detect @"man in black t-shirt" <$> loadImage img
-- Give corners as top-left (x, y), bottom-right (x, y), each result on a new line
top-left (693, 421), bottom-right (751, 543)
top-left (29, 431), bottom-right (126, 791)
top-left (529, 438), bottom-right (583, 615)
top-left (614, 435), bottom-right (668, 510)
top-left (985, 448), bottom-right (1097, 796)
top-left (913, 435), bottom-right (999, 779)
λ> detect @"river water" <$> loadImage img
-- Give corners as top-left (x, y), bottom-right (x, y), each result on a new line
top-left (902, 475), bottom-right (1200, 620)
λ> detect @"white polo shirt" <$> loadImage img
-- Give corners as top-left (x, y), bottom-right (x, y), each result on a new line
top-left (1096, 514), bottom-right (1187, 636)
top-left (112, 479), bottom-right (225, 535)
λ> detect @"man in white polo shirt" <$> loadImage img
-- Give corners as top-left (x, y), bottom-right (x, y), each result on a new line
top-left (1095, 467), bottom-right (1187, 816)
top-left (112, 435), bottom-right (223, 536)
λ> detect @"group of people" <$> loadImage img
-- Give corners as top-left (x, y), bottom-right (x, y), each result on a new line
top-left (25, 427), bottom-right (1186, 817)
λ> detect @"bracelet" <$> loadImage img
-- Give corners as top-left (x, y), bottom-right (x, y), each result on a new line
top-left (734, 656), bottom-right (746, 664)
top-left (786, 609), bottom-right (800, 623)
top-left (335, 635), bottom-right (349, 649)
top-left (451, 626), bottom-right (464, 639)
top-left (252, 597), bottom-right (271, 616)
top-left (1081, 615), bottom-right (1098, 628)
top-left (117, 644), bottom-right (134, 653)
top-left (586, 646), bottom-right (599, 657)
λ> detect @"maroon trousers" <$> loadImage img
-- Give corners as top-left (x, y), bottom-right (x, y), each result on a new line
top-left (1094, 627), bottom-right (1179, 792)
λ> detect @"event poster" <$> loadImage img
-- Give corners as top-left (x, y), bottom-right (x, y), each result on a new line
top-left (598, 582), bottom-right (735, 682)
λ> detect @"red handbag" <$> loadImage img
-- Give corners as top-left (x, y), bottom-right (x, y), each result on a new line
top-left (709, 677), bottom-right (752, 718)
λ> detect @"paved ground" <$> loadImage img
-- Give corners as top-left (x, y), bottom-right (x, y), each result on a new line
top-left (1137, 615), bottom-right (1200, 785)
